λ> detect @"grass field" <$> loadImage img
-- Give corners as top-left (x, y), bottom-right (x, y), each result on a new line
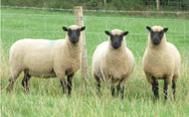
top-left (1, 8), bottom-right (189, 117)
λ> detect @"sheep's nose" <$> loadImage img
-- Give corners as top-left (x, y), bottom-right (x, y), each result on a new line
top-left (112, 42), bottom-right (120, 49)
top-left (152, 38), bottom-right (160, 45)
top-left (70, 36), bottom-right (79, 44)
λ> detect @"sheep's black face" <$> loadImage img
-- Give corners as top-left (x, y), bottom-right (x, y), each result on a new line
top-left (105, 31), bottom-right (128, 49)
top-left (63, 26), bottom-right (85, 44)
top-left (146, 26), bottom-right (168, 46)
top-left (110, 35), bottom-right (123, 49)
top-left (150, 31), bottom-right (164, 45)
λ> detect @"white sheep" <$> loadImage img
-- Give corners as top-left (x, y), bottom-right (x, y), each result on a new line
top-left (92, 29), bottom-right (135, 99)
top-left (143, 25), bottom-right (181, 100)
top-left (6, 25), bottom-right (86, 95)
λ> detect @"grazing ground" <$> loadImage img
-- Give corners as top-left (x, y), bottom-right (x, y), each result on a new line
top-left (1, 8), bottom-right (189, 117)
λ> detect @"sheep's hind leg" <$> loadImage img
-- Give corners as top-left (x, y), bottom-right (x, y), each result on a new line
top-left (152, 77), bottom-right (159, 99)
top-left (94, 74), bottom-right (101, 95)
top-left (164, 79), bottom-right (168, 100)
top-left (6, 70), bottom-right (21, 92)
top-left (21, 71), bottom-right (31, 93)
top-left (67, 74), bottom-right (74, 96)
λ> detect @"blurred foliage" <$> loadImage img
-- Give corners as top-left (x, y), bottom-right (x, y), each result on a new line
top-left (1, 0), bottom-right (189, 11)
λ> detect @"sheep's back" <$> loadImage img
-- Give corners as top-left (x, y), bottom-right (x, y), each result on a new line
top-left (9, 39), bottom-right (57, 76)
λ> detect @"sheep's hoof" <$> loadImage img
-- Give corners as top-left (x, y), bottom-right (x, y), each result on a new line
top-left (24, 88), bottom-right (30, 94)
top-left (152, 97), bottom-right (159, 103)
top-left (6, 86), bottom-right (13, 93)
top-left (97, 92), bottom-right (102, 97)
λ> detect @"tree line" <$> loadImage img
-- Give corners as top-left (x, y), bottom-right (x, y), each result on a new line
top-left (2, 0), bottom-right (189, 11)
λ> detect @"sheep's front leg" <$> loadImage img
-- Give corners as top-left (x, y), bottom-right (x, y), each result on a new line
top-left (120, 85), bottom-right (125, 99)
top-left (111, 85), bottom-right (116, 97)
top-left (172, 78), bottom-right (176, 100)
top-left (60, 79), bottom-right (67, 94)
top-left (67, 74), bottom-right (74, 95)
top-left (56, 71), bottom-right (67, 95)
top-left (152, 76), bottom-right (159, 99)
top-left (116, 84), bottom-right (121, 96)
top-left (111, 78), bottom-right (117, 97)
top-left (164, 79), bottom-right (168, 100)
top-left (21, 71), bottom-right (31, 93)
top-left (117, 81), bottom-right (125, 99)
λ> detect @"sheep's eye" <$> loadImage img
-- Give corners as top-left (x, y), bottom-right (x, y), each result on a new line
top-left (110, 35), bottom-right (114, 40)
top-left (150, 31), bottom-right (154, 36)
top-left (68, 30), bottom-right (72, 35)
top-left (68, 30), bottom-right (80, 36)
top-left (159, 31), bottom-right (164, 38)
top-left (119, 35), bottom-right (123, 40)
top-left (76, 30), bottom-right (80, 35)
top-left (159, 31), bottom-right (164, 35)
top-left (111, 35), bottom-right (123, 41)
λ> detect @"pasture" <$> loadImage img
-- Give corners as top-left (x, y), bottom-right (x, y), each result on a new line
top-left (1, 8), bottom-right (189, 117)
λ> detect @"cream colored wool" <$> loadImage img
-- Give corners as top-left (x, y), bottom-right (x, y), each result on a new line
top-left (92, 29), bottom-right (135, 86)
top-left (9, 25), bottom-right (82, 80)
top-left (143, 26), bottom-right (181, 84)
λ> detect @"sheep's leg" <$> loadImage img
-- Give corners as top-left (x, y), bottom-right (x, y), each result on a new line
top-left (6, 70), bottom-right (21, 92)
top-left (118, 78), bottom-right (126, 99)
top-left (22, 71), bottom-right (31, 93)
top-left (94, 74), bottom-right (101, 95)
top-left (60, 79), bottom-right (67, 94)
top-left (120, 85), bottom-right (125, 99)
top-left (56, 71), bottom-right (67, 94)
top-left (111, 85), bottom-right (116, 97)
top-left (172, 79), bottom-right (176, 100)
top-left (116, 84), bottom-right (121, 96)
top-left (164, 79), bottom-right (168, 100)
top-left (67, 74), bottom-right (74, 96)
top-left (152, 77), bottom-right (159, 99)
top-left (6, 78), bottom-right (15, 92)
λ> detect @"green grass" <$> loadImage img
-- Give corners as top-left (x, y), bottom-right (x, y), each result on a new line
top-left (1, 8), bottom-right (189, 117)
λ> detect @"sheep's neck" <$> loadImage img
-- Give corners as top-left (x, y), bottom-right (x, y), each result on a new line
top-left (66, 39), bottom-right (81, 58)
top-left (106, 45), bottom-right (127, 62)
top-left (148, 40), bottom-right (167, 50)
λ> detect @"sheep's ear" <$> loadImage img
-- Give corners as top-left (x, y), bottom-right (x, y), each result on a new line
top-left (80, 26), bottom-right (86, 31)
top-left (62, 26), bottom-right (68, 31)
top-left (146, 26), bottom-right (152, 32)
top-left (105, 30), bottom-right (111, 36)
top-left (163, 27), bottom-right (168, 33)
top-left (122, 31), bottom-right (129, 36)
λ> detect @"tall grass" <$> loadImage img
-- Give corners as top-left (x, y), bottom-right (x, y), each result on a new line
top-left (1, 8), bottom-right (189, 117)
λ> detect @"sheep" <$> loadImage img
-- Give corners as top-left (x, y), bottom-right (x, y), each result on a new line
top-left (92, 29), bottom-right (135, 99)
top-left (142, 25), bottom-right (181, 100)
top-left (6, 25), bottom-right (86, 95)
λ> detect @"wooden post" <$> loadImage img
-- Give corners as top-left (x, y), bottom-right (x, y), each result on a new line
top-left (103, 0), bottom-right (107, 6)
top-left (156, 0), bottom-right (160, 11)
top-left (74, 6), bottom-right (88, 82)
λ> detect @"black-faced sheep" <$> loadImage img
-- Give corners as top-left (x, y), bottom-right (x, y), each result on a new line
top-left (6, 25), bottom-right (86, 95)
top-left (92, 29), bottom-right (135, 99)
top-left (143, 25), bottom-right (181, 100)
